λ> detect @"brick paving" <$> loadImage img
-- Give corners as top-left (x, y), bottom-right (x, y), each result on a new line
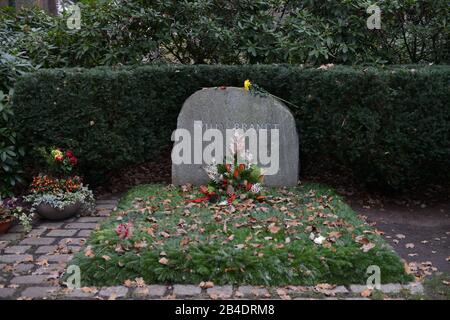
top-left (0, 197), bottom-right (425, 300)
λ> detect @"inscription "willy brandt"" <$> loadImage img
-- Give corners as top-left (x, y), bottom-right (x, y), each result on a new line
top-left (202, 122), bottom-right (280, 131)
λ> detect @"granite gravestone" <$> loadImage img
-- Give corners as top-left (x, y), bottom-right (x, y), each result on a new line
top-left (171, 87), bottom-right (299, 186)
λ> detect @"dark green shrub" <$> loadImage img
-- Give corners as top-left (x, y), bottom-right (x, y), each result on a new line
top-left (2, 1), bottom-right (449, 68)
top-left (0, 91), bottom-right (25, 196)
top-left (12, 64), bottom-right (450, 191)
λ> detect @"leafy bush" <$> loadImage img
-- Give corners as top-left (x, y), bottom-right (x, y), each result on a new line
top-left (1, 1), bottom-right (449, 68)
top-left (12, 64), bottom-right (450, 191)
top-left (0, 91), bottom-right (25, 196)
top-left (0, 8), bottom-right (37, 196)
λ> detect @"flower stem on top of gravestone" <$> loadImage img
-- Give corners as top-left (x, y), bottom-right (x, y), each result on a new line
top-left (244, 79), bottom-right (300, 109)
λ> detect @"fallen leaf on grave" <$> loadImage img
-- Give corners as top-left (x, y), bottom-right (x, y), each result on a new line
top-left (159, 257), bottom-right (169, 265)
top-left (355, 235), bottom-right (370, 245)
top-left (361, 289), bottom-right (372, 297)
top-left (361, 243), bottom-right (375, 252)
top-left (199, 281), bottom-right (214, 289)
top-left (408, 253), bottom-right (418, 257)
top-left (268, 223), bottom-right (281, 234)
top-left (36, 259), bottom-right (49, 266)
top-left (84, 246), bottom-right (94, 257)
top-left (404, 262), bottom-right (412, 274)
top-left (80, 287), bottom-right (98, 294)
top-left (124, 279), bottom-right (134, 287)
top-left (180, 237), bottom-right (190, 246)
top-left (276, 288), bottom-right (291, 300)
top-left (328, 231), bottom-right (342, 239)
top-left (315, 283), bottom-right (336, 291)
top-left (102, 255), bottom-right (111, 261)
top-left (108, 293), bottom-right (117, 300)
top-left (159, 231), bottom-right (171, 238)
top-left (405, 243), bottom-right (415, 249)
top-left (181, 184), bottom-right (192, 192)
top-left (135, 277), bottom-right (145, 287)
top-left (395, 234), bottom-right (406, 239)
top-left (134, 240), bottom-right (148, 249)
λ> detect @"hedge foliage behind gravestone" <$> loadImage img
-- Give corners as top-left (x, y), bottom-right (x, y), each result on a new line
top-left (12, 65), bottom-right (450, 191)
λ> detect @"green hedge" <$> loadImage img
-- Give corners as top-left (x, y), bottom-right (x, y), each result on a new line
top-left (12, 65), bottom-right (450, 191)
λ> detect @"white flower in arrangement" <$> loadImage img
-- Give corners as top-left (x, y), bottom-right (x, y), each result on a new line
top-left (229, 131), bottom-right (246, 156)
top-left (244, 150), bottom-right (256, 165)
top-left (204, 158), bottom-right (222, 182)
top-left (250, 183), bottom-right (262, 194)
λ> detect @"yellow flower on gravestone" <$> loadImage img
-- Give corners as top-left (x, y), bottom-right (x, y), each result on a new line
top-left (244, 79), bottom-right (252, 91)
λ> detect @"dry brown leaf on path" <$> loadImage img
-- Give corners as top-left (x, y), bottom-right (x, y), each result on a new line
top-left (361, 289), bottom-right (372, 297)
top-left (135, 277), bottom-right (145, 287)
top-left (124, 279), bottom-right (134, 287)
top-left (159, 257), bottom-right (169, 265)
top-left (199, 281), bottom-right (214, 289)
top-left (405, 243), bottom-right (415, 249)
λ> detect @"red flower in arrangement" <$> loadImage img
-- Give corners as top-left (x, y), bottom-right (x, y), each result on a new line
top-left (116, 222), bottom-right (133, 240)
top-left (66, 150), bottom-right (74, 158)
top-left (55, 155), bottom-right (63, 162)
top-left (69, 156), bottom-right (78, 166)
top-left (227, 193), bottom-right (237, 204)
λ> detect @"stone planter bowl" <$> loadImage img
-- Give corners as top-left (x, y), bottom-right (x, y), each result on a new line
top-left (0, 218), bottom-right (14, 234)
top-left (36, 202), bottom-right (81, 221)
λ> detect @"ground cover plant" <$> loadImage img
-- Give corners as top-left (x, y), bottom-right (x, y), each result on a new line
top-left (69, 183), bottom-right (411, 286)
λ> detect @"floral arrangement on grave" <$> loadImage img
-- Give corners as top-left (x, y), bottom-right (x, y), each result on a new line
top-left (0, 197), bottom-right (33, 233)
top-left (24, 148), bottom-right (94, 220)
top-left (190, 132), bottom-right (265, 206)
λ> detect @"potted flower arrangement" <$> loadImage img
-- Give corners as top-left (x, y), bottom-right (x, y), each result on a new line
top-left (0, 198), bottom-right (33, 234)
top-left (24, 148), bottom-right (94, 221)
